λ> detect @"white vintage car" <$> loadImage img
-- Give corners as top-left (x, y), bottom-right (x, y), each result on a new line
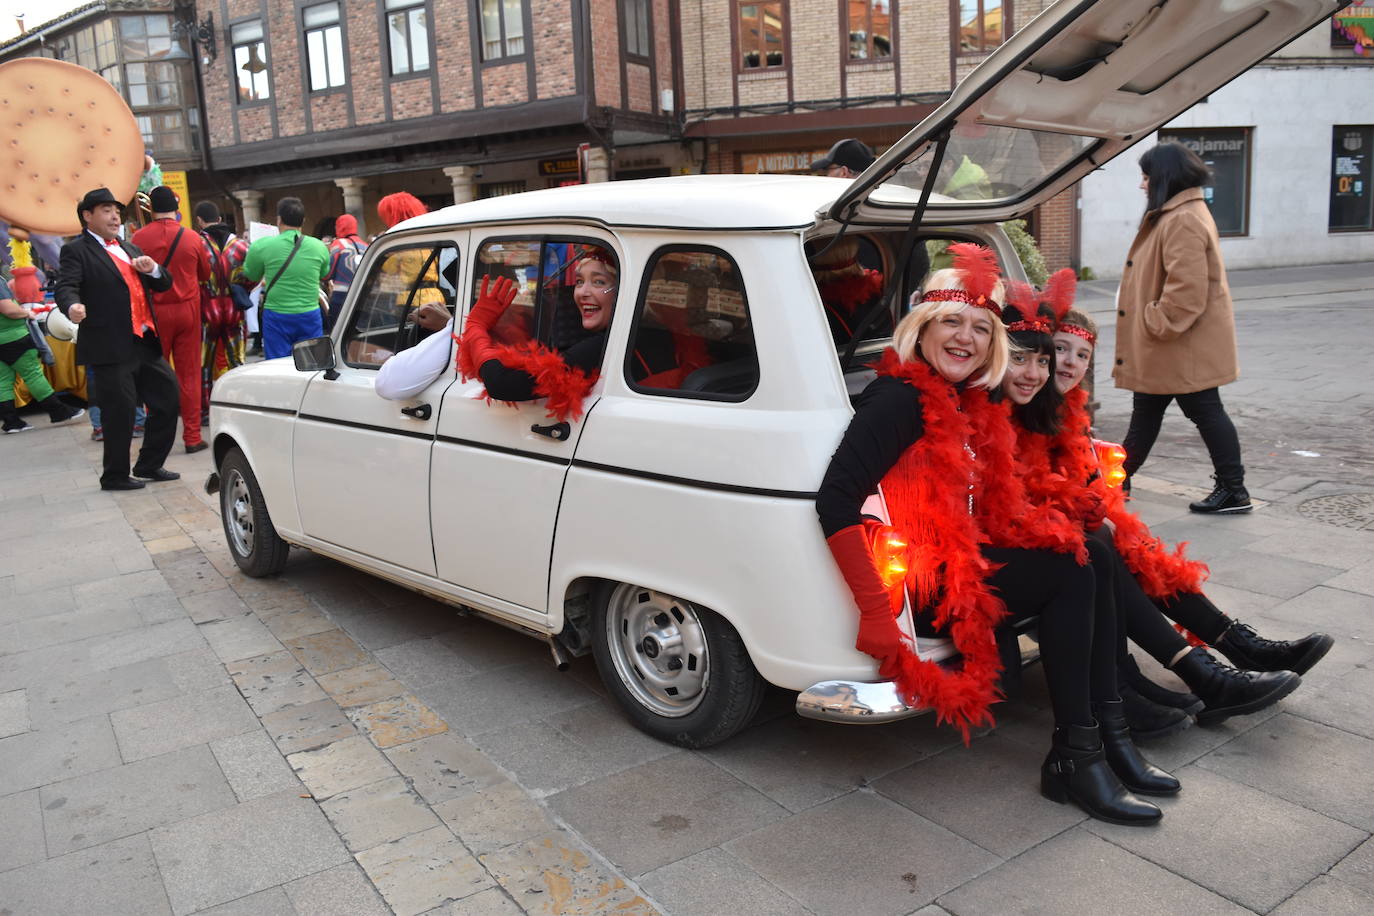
top-left (208, 0), bottom-right (1341, 746)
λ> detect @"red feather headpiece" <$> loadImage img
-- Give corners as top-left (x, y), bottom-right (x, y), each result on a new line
top-left (920, 242), bottom-right (1002, 313)
top-left (1040, 268), bottom-right (1078, 325)
top-left (1001, 281), bottom-right (1051, 332)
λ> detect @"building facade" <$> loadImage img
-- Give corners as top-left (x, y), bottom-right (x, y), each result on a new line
top-left (191, 0), bottom-right (687, 236)
top-left (1079, 17), bottom-right (1374, 278)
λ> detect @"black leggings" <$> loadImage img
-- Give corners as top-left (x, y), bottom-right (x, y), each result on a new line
top-left (983, 547), bottom-right (1114, 728)
top-left (1122, 387), bottom-right (1244, 482)
top-left (1091, 528), bottom-right (1233, 666)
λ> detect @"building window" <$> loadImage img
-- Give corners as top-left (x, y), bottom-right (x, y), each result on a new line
top-left (848, 0), bottom-right (891, 60)
top-left (957, 1), bottom-right (1005, 54)
top-left (479, 0), bottom-right (526, 61)
top-left (387, 0), bottom-right (431, 75)
top-left (738, 2), bottom-right (786, 70)
top-left (232, 20), bottom-right (271, 102)
top-left (126, 62), bottom-right (180, 107)
top-left (136, 111), bottom-right (189, 154)
top-left (73, 20), bottom-right (119, 71)
top-left (304, 3), bottom-right (346, 90)
top-left (1158, 127), bottom-right (1251, 237)
top-left (120, 15), bottom-right (172, 60)
top-left (623, 0), bottom-right (651, 59)
top-left (1330, 125), bottom-right (1374, 232)
top-left (479, 180), bottom-right (528, 198)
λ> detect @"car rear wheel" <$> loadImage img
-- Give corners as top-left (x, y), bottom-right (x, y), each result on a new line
top-left (592, 582), bottom-right (765, 748)
top-left (220, 447), bottom-right (290, 577)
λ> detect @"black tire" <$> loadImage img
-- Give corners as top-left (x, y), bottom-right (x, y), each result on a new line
top-left (591, 582), bottom-right (765, 748)
top-left (219, 446), bottom-right (290, 577)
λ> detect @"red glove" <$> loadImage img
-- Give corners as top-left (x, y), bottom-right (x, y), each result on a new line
top-left (826, 524), bottom-right (908, 671)
top-left (457, 275), bottom-right (518, 379)
top-left (10, 266), bottom-right (42, 304)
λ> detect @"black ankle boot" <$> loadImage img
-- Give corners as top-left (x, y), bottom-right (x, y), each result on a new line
top-left (1214, 621), bottom-right (1334, 675)
top-left (1171, 647), bottom-right (1300, 726)
top-left (1121, 653), bottom-right (1203, 715)
top-left (39, 395), bottom-right (84, 424)
top-left (1094, 700), bottom-right (1181, 796)
top-left (1189, 476), bottom-right (1252, 513)
top-left (1041, 723), bottom-right (1162, 826)
top-left (1120, 682), bottom-right (1192, 742)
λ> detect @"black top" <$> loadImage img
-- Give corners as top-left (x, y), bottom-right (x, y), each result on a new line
top-left (815, 375), bottom-right (925, 538)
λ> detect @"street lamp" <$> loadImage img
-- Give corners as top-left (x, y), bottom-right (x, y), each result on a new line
top-left (172, 12), bottom-right (217, 66)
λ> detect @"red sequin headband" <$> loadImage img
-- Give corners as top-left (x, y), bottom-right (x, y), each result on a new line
top-left (1059, 324), bottom-right (1097, 345)
top-left (1007, 316), bottom-right (1053, 334)
top-left (919, 288), bottom-right (1001, 314)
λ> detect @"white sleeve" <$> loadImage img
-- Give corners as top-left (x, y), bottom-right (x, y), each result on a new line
top-left (374, 318), bottom-right (455, 401)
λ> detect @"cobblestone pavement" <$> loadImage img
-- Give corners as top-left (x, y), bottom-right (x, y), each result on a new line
top-left (2, 261), bottom-right (1372, 915)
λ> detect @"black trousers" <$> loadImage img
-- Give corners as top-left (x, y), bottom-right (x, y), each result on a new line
top-left (89, 334), bottom-right (180, 485)
top-left (984, 546), bottom-right (1114, 728)
top-left (1121, 387), bottom-right (1245, 483)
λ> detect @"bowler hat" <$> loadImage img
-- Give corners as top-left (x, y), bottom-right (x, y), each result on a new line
top-left (811, 139), bottom-right (876, 174)
top-left (76, 187), bottom-right (124, 220)
top-left (148, 185), bottom-right (179, 213)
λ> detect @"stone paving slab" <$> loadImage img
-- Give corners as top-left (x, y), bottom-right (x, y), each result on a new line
top-left (320, 774), bottom-right (442, 852)
top-left (0, 788), bottom-right (45, 873)
top-left (150, 789), bottom-right (351, 915)
top-left (288, 628), bottom-right (373, 676)
top-left (479, 830), bottom-right (657, 916)
top-left (283, 861), bottom-right (393, 916)
top-left (383, 731), bottom-right (508, 805)
top-left (638, 846), bottom-right (806, 916)
top-left (0, 714), bottom-right (122, 795)
top-left (210, 727), bottom-right (306, 802)
top-left (346, 692), bottom-right (449, 749)
top-left (1271, 875), bottom-right (1374, 916)
top-left (261, 696), bottom-right (359, 756)
top-left (0, 833), bottom-right (173, 916)
top-left (288, 733), bottom-right (397, 801)
top-left (228, 649), bottom-right (330, 717)
top-left (434, 779), bottom-right (556, 858)
top-left (317, 662), bottom-right (407, 708)
top-left (0, 686), bottom-right (29, 737)
top-left (355, 824), bottom-right (494, 916)
top-left (27, 655), bottom-right (184, 727)
top-left (110, 682), bottom-right (260, 762)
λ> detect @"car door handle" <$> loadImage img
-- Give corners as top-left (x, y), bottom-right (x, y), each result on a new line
top-left (530, 421), bottom-right (570, 441)
top-left (400, 403), bottom-right (432, 420)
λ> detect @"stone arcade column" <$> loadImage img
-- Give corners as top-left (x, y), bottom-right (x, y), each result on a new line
top-left (584, 146), bottom-right (611, 183)
top-left (442, 166), bottom-right (477, 206)
top-left (231, 189), bottom-right (264, 229)
top-left (333, 176), bottom-right (369, 237)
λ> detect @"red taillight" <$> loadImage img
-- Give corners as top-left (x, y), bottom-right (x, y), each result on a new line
top-left (1093, 440), bottom-right (1128, 489)
top-left (870, 525), bottom-right (909, 589)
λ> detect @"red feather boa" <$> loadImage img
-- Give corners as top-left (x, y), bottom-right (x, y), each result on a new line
top-left (457, 339), bottom-right (597, 423)
top-left (870, 351), bottom-right (1009, 741)
top-left (1052, 390), bottom-right (1210, 599)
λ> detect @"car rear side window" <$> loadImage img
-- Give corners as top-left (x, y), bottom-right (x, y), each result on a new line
top-left (342, 241), bottom-right (459, 368)
top-left (627, 246), bottom-right (758, 401)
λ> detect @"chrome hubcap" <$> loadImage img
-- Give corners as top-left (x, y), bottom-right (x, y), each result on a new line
top-left (606, 584), bottom-right (708, 717)
top-left (224, 469), bottom-right (254, 557)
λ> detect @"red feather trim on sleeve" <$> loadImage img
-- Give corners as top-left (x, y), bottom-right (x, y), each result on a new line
top-left (1105, 488), bottom-right (1209, 599)
top-left (462, 340), bottom-right (598, 423)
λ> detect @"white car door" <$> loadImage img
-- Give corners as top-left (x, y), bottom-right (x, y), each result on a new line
top-left (292, 235), bottom-right (466, 576)
top-left (429, 231), bottom-right (619, 618)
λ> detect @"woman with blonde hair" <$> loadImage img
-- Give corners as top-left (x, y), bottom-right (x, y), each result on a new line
top-left (815, 243), bottom-right (1160, 826)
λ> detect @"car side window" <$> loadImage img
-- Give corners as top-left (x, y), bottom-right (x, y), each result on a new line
top-left (342, 242), bottom-right (459, 368)
top-left (627, 247), bottom-right (758, 400)
top-left (472, 238), bottom-right (616, 356)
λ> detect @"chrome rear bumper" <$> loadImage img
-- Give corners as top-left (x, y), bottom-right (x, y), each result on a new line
top-left (795, 680), bottom-right (931, 724)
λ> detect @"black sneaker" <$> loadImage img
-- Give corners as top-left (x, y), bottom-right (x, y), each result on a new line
top-left (3, 416), bottom-right (33, 434)
top-left (1189, 477), bottom-right (1252, 514)
top-left (1215, 621), bottom-right (1334, 675)
top-left (49, 406), bottom-right (86, 424)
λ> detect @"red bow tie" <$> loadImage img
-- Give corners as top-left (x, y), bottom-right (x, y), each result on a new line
top-left (105, 239), bottom-right (121, 248)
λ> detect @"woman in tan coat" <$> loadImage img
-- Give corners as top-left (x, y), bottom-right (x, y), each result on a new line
top-left (1114, 142), bottom-right (1250, 513)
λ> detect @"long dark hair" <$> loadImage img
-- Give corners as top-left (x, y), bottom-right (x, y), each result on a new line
top-left (1139, 141), bottom-right (1211, 214)
top-left (996, 300), bottom-right (1063, 434)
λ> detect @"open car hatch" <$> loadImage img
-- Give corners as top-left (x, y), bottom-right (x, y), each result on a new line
top-left (828, 0), bottom-right (1350, 224)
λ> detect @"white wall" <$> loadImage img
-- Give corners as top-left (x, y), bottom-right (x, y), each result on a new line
top-left (1079, 66), bottom-right (1374, 280)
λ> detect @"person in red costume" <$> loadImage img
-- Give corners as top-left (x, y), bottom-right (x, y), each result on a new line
top-left (1039, 301), bottom-right (1327, 736)
top-left (815, 243), bottom-right (1161, 826)
top-left (455, 249), bottom-right (709, 421)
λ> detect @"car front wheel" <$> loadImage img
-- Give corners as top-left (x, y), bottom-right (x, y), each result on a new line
top-left (219, 446), bottom-right (290, 577)
top-left (592, 582), bottom-right (764, 748)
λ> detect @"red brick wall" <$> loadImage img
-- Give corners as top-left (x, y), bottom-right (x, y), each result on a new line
top-left (390, 78), bottom-right (435, 121)
top-left (590, 0), bottom-right (621, 107)
top-left (627, 62), bottom-right (652, 111)
top-left (310, 93), bottom-right (350, 132)
top-left (434, 0), bottom-right (476, 111)
top-left (347, 2), bottom-right (385, 125)
top-left (267, 0), bottom-right (305, 137)
top-left (1036, 187), bottom-right (1077, 272)
top-left (482, 62), bottom-right (528, 107)
top-left (237, 106), bottom-right (273, 144)
top-left (532, 0), bottom-right (577, 100)
top-left (654, 0), bottom-right (672, 113)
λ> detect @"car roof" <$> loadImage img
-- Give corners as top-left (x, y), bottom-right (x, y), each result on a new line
top-left (393, 174), bottom-right (910, 233)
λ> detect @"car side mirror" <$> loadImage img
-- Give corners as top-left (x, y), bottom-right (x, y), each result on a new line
top-left (292, 337), bottom-right (339, 379)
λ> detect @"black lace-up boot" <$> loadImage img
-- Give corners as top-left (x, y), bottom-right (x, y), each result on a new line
top-left (1170, 647), bottom-right (1300, 726)
top-left (1189, 476), bottom-right (1252, 513)
top-left (1041, 723), bottom-right (1162, 825)
top-left (1120, 682), bottom-right (1192, 742)
top-left (1094, 699), bottom-right (1181, 796)
top-left (1215, 621), bottom-right (1334, 675)
top-left (1121, 653), bottom-right (1203, 716)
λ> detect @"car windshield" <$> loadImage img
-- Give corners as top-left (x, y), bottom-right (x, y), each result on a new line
top-left (870, 122), bottom-right (1096, 205)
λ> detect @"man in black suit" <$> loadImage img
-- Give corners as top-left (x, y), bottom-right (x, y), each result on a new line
top-left (57, 188), bottom-right (181, 491)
